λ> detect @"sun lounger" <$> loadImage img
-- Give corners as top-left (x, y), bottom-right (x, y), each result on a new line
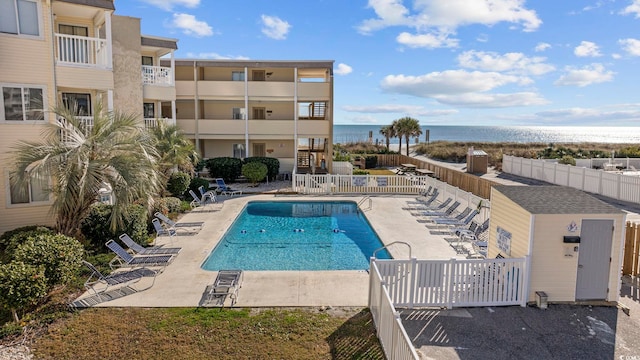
top-left (420, 201), bottom-right (460, 217)
top-left (204, 270), bottom-right (243, 307)
top-left (82, 260), bottom-right (157, 295)
top-left (154, 212), bottom-right (204, 233)
top-left (106, 239), bottom-right (175, 270)
top-left (119, 233), bottom-right (181, 255)
top-left (215, 178), bottom-right (242, 196)
top-left (199, 185), bottom-right (217, 203)
top-left (152, 218), bottom-right (176, 243)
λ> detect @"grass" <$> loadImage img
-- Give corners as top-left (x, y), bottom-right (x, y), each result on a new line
top-left (32, 307), bottom-right (384, 360)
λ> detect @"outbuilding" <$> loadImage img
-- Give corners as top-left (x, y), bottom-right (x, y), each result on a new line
top-left (488, 185), bottom-right (625, 304)
top-left (466, 148), bottom-right (488, 175)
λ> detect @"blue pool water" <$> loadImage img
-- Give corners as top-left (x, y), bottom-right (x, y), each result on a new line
top-left (201, 201), bottom-right (391, 271)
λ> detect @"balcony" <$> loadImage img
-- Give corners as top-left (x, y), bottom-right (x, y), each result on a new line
top-left (144, 118), bottom-right (176, 129)
top-left (142, 66), bottom-right (174, 86)
top-left (58, 116), bottom-right (94, 143)
top-left (55, 33), bottom-right (110, 69)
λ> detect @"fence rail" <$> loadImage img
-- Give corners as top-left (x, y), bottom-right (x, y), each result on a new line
top-left (624, 222), bottom-right (640, 276)
top-left (502, 155), bottom-right (640, 204)
top-left (142, 65), bottom-right (174, 86)
top-left (55, 33), bottom-right (110, 68)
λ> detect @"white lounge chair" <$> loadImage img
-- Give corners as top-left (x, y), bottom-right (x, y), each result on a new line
top-left (119, 233), bottom-right (181, 255)
top-left (199, 185), bottom-right (217, 203)
top-left (215, 178), bottom-right (242, 196)
top-left (152, 218), bottom-right (176, 243)
top-left (204, 270), bottom-right (244, 307)
top-left (154, 212), bottom-right (204, 234)
top-left (82, 260), bottom-right (157, 295)
top-left (106, 239), bottom-right (175, 270)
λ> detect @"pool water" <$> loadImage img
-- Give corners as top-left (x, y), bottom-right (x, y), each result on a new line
top-left (201, 201), bottom-right (391, 271)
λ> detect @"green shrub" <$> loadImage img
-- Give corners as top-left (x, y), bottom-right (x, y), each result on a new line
top-left (206, 157), bottom-right (243, 183)
top-left (186, 177), bottom-right (211, 198)
top-left (167, 172), bottom-right (191, 197)
top-left (365, 156), bottom-right (378, 169)
top-left (13, 234), bottom-right (83, 287)
top-left (0, 226), bottom-right (54, 263)
top-left (0, 321), bottom-right (23, 338)
top-left (559, 155), bottom-right (576, 166)
top-left (244, 157), bottom-right (280, 181)
top-left (153, 197), bottom-right (182, 215)
top-left (353, 169), bottom-right (369, 175)
top-left (0, 261), bottom-right (47, 323)
top-left (81, 204), bottom-right (149, 252)
top-left (242, 162), bottom-right (268, 185)
top-left (195, 159), bottom-right (207, 172)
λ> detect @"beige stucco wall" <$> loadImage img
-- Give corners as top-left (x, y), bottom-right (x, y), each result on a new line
top-left (111, 15), bottom-right (143, 119)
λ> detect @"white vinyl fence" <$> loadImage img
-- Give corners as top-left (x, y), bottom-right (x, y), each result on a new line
top-left (503, 155), bottom-right (640, 204)
top-left (292, 173), bottom-right (491, 221)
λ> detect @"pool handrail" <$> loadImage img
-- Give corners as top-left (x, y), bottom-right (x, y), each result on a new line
top-left (372, 241), bottom-right (412, 260)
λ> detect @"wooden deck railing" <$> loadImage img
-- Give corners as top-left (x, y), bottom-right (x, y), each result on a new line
top-left (624, 222), bottom-right (640, 276)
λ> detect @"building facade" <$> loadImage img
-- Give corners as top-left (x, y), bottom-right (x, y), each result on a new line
top-left (167, 59), bottom-right (334, 174)
top-left (0, 0), bottom-right (177, 234)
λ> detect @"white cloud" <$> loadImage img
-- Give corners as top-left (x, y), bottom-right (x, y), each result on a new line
top-left (357, 0), bottom-right (540, 49)
top-left (396, 31), bottom-right (459, 48)
top-left (574, 41), bottom-right (602, 57)
top-left (342, 104), bottom-right (458, 116)
top-left (621, 0), bottom-right (640, 17)
top-left (184, 52), bottom-right (249, 60)
top-left (435, 92), bottom-right (548, 108)
top-left (171, 13), bottom-right (213, 37)
top-left (457, 50), bottom-right (555, 76)
top-left (335, 63), bottom-right (353, 75)
top-left (535, 106), bottom-right (640, 124)
top-left (141, 0), bottom-right (199, 11)
top-left (554, 63), bottom-right (614, 87)
top-left (381, 70), bottom-right (524, 97)
top-left (534, 42), bottom-right (551, 52)
top-left (619, 38), bottom-right (640, 56)
top-left (261, 15), bottom-right (291, 40)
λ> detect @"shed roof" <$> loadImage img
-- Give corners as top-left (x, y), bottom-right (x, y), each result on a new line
top-left (493, 185), bottom-right (624, 215)
top-left (471, 150), bottom-right (488, 156)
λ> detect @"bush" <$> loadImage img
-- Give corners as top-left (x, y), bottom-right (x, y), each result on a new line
top-left (13, 233), bottom-right (83, 287)
top-left (244, 157), bottom-right (280, 181)
top-left (559, 155), bottom-right (576, 166)
top-left (206, 157), bottom-right (243, 183)
top-left (353, 169), bottom-right (369, 175)
top-left (0, 226), bottom-right (54, 263)
top-left (0, 321), bottom-right (23, 338)
top-left (153, 197), bottom-right (182, 215)
top-left (186, 177), bottom-right (211, 198)
top-left (242, 162), bottom-right (268, 185)
top-left (365, 156), bottom-right (378, 169)
top-left (0, 261), bottom-right (47, 323)
top-left (81, 204), bottom-right (149, 252)
top-left (167, 172), bottom-right (191, 197)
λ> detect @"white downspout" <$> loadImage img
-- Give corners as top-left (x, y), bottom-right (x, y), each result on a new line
top-left (170, 50), bottom-right (176, 125)
top-left (294, 67), bottom-right (298, 173)
top-left (104, 10), bottom-right (112, 69)
top-left (244, 67), bottom-right (249, 158)
top-left (194, 61), bottom-right (200, 154)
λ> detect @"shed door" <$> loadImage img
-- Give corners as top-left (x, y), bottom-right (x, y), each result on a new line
top-left (575, 219), bottom-right (613, 300)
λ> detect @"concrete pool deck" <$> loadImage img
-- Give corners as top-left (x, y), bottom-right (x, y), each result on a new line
top-left (75, 193), bottom-right (465, 308)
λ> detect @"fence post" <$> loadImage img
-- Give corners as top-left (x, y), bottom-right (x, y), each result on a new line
top-left (409, 258), bottom-right (416, 309)
top-left (327, 173), bottom-right (332, 195)
top-left (447, 258), bottom-right (456, 309)
top-left (521, 255), bottom-right (532, 307)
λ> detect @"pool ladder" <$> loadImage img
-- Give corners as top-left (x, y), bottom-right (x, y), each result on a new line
top-left (372, 241), bottom-right (412, 260)
top-left (358, 196), bottom-right (372, 211)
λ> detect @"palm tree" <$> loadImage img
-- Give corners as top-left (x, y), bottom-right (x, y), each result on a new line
top-left (395, 117), bottom-right (423, 156)
top-left (379, 125), bottom-right (395, 150)
top-left (391, 119), bottom-right (402, 155)
top-left (148, 120), bottom-right (199, 191)
top-left (10, 102), bottom-right (161, 236)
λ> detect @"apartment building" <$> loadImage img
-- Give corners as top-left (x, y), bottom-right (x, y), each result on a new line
top-left (167, 59), bottom-right (334, 175)
top-left (0, 0), bottom-right (177, 234)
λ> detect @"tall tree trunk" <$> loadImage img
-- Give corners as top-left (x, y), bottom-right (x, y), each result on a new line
top-left (385, 135), bottom-right (390, 150)
top-left (405, 135), bottom-right (411, 156)
top-left (398, 135), bottom-right (402, 155)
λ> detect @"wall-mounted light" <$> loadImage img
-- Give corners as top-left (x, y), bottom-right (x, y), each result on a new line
top-left (266, 72), bottom-right (273, 77)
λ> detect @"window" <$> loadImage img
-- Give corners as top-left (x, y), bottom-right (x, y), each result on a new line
top-left (58, 24), bottom-right (88, 36)
top-left (252, 70), bottom-right (266, 81)
top-left (2, 85), bottom-right (44, 121)
top-left (253, 143), bottom-right (266, 157)
top-left (0, 0), bottom-right (40, 36)
top-left (62, 93), bottom-right (91, 115)
top-left (143, 103), bottom-right (155, 118)
top-left (231, 71), bottom-right (245, 81)
top-left (232, 107), bottom-right (245, 120)
top-left (9, 173), bottom-right (48, 204)
top-left (252, 107), bottom-right (265, 120)
top-left (232, 144), bottom-right (246, 159)
top-left (142, 56), bottom-right (153, 66)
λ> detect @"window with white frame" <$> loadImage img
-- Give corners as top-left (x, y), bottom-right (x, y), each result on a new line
top-left (1, 84), bottom-right (45, 121)
top-left (232, 144), bottom-right (246, 159)
top-left (232, 107), bottom-right (245, 120)
top-left (0, 0), bottom-right (41, 37)
top-left (231, 71), bottom-right (245, 81)
top-left (8, 173), bottom-right (49, 204)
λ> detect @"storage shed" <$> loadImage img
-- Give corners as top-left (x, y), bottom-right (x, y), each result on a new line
top-left (489, 185), bottom-right (625, 304)
top-left (466, 148), bottom-right (488, 175)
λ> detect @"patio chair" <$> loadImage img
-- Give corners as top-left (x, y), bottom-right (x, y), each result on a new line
top-left (154, 212), bottom-right (204, 233)
top-left (199, 185), bottom-right (217, 203)
top-left (119, 233), bottom-right (181, 255)
top-left (215, 178), bottom-right (242, 196)
top-left (82, 260), bottom-right (157, 295)
top-left (189, 189), bottom-right (205, 208)
top-left (425, 207), bottom-right (474, 227)
top-left (204, 270), bottom-right (244, 307)
top-left (106, 239), bottom-right (175, 270)
top-left (152, 218), bottom-right (176, 242)
top-left (429, 209), bottom-right (479, 229)
top-left (420, 201), bottom-right (460, 217)
top-left (406, 189), bottom-right (440, 207)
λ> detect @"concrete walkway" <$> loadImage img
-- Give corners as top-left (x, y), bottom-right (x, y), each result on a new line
top-left (75, 193), bottom-right (464, 308)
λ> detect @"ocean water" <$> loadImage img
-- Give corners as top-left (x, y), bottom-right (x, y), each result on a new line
top-left (334, 125), bottom-right (640, 144)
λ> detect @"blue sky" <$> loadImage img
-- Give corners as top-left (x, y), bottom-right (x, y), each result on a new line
top-left (115, 0), bottom-right (640, 126)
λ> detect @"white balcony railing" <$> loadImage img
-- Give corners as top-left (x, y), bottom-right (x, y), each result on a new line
top-left (144, 117), bottom-right (175, 129)
top-left (55, 33), bottom-right (110, 68)
top-left (58, 116), bottom-right (94, 143)
top-left (142, 65), bottom-right (174, 86)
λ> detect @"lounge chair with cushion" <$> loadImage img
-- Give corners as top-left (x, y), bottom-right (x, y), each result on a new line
top-left (199, 185), bottom-right (217, 203)
top-left (82, 260), bottom-right (157, 295)
top-left (215, 178), bottom-right (242, 196)
top-left (154, 212), bottom-right (204, 233)
top-left (106, 239), bottom-right (176, 270)
top-left (119, 233), bottom-right (181, 255)
top-left (204, 270), bottom-right (244, 307)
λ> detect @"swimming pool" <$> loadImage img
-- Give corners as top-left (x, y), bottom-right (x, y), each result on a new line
top-left (201, 200), bottom-right (391, 271)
